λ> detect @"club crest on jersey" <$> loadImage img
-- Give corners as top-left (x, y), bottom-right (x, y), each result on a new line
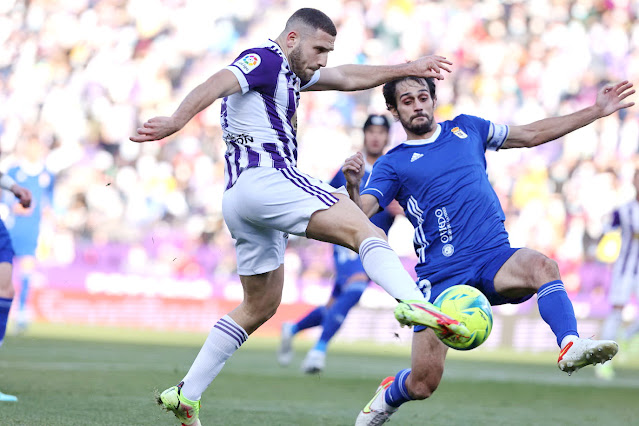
top-left (451, 127), bottom-right (468, 139)
top-left (234, 53), bottom-right (261, 74)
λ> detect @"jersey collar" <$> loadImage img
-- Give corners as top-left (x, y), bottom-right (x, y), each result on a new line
top-left (402, 123), bottom-right (441, 146)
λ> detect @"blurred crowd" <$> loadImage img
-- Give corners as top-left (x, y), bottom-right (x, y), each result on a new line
top-left (1, 0), bottom-right (638, 296)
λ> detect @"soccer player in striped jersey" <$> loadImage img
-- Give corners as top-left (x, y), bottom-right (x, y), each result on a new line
top-left (278, 114), bottom-right (397, 374)
top-left (343, 76), bottom-right (634, 425)
top-left (130, 8), bottom-right (466, 425)
top-left (0, 172), bottom-right (32, 402)
top-left (597, 169), bottom-right (639, 379)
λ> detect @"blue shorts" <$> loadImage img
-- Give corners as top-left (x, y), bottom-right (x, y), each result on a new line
top-left (0, 221), bottom-right (15, 264)
top-left (331, 246), bottom-right (369, 299)
top-left (414, 246), bottom-right (532, 332)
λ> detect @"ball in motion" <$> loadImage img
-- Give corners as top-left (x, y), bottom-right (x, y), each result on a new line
top-left (433, 285), bottom-right (493, 351)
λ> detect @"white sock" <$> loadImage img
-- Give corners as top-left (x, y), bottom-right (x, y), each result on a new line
top-left (560, 334), bottom-right (578, 349)
top-left (181, 315), bottom-right (248, 401)
top-left (359, 237), bottom-right (425, 301)
top-left (600, 309), bottom-right (622, 341)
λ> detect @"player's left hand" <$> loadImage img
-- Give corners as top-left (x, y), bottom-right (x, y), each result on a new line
top-left (409, 55), bottom-right (453, 80)
top-left (11, 185), bottom-right (32, 208)
top-left (596, 80), bottom-right (635, 117)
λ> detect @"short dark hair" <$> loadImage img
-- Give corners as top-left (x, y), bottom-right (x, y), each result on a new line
top-left (382, 77), bottom-right (437, 110)
top-left (286, 8), bottom-right (337, 37)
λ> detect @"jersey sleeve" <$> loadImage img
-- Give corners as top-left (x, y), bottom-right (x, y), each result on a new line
top-left (329, 169), bottom-right (346, 188)
top-left (301, 70), bottom-right (320, 90)
top-left (361, 157), bottom-right (400, 208)
top-left (225, 49), bottom-right (281, 94)
top-left (460, 114), bottom-right (509, 151)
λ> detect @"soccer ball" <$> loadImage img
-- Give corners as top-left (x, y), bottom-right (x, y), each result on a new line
top-left (433, 285), bottom-right (493, 351)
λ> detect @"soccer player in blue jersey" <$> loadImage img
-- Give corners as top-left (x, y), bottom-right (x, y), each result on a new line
top-left (0, 172), bottom-right (32, 402)
top-left (278, 114), bottom-right (397, 374)
top-left (130, 9), bottom-right (467, 425)
top-left (342, 76), bottom-right (635, 425)
top-left (3, 137), bottom-right (54, 333)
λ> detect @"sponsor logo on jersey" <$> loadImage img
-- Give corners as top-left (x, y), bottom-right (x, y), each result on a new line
top-left (435, 207), bottom-right (453, 244)
top-left (451, 127), bottom-right (468, 139)
top-left (234, 53), bottom-right (261, 74)
top-left (410, 153), bottom-right (424, 162)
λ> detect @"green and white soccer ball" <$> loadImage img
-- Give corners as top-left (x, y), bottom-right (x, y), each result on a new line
top-left (433, 285), bottom-right (493, 351)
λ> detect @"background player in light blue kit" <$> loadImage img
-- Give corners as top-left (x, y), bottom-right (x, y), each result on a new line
top-left (2, 137), bottom-right (54, 333)
top-left (278, 114), bottom-right (397, 374)
top-left (0, 172), bottom-right (32, 402)
top-left (343, 76), bottom-right (635, 425)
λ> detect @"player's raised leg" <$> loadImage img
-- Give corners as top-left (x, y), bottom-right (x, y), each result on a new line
top-left (356, 328), bottom-right (447, 425)
top-left (494, 248), bottom-right (618, 374)
top-left (307, 194), bottom-right (467, 336)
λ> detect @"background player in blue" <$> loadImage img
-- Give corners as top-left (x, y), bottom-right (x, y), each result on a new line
top-left (278, 114), bottom-right (397, 374)
top-left (343, 76), bottom-right (635, 425)
top-left (0, 172), bottom-right (32, 402)
top-left (3, 137), bottom-right (54, 333)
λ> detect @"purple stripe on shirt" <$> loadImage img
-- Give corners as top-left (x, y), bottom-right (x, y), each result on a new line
top-left (263, 143), bottom-right (287, 168)
top-left (260, 74), bottom-right (293, 165)
top-left (246, 145), bottom-right (260, 168)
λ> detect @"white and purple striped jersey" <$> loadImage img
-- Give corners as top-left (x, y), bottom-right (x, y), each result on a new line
top-left (610, 200), bottom-right (639, 283)
top-left (222, 40), bottom-right (320, 190)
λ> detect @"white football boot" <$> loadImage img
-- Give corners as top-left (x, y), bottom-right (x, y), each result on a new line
top-left (278, 322), bottom-right (294, 366)
top-left (301, 349), bottom-right (326, 374)
top-left (355, 376), bottom-right (397, 426)
top-left (557, 337), bottom-right (618, 375)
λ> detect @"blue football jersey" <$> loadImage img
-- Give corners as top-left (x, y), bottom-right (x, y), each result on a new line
top-left (330, 164), bottom-right (395, 284)
top-left (3, 165), bottom-right (54, 255)
top-left (362, 114), bottom-right (510, 279)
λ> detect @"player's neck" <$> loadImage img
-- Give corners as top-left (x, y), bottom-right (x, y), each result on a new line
top-left (405, 128), bottom-right (438, 140)
top-left (273, 36), bottom-right (289, 60)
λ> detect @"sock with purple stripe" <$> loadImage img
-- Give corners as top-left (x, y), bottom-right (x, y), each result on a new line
top-left (181, 315), bottom-right (248, 401)
top-left (537, 280), bottom-right (578, 347)
top-left (293, 306), bottom-right (326, 335)
top-left (0, 297), bottom-right (12, 348)
top-left (385, 368), bottom-right (413, 408)
top-left (359, 237), bottom-right (424, 301)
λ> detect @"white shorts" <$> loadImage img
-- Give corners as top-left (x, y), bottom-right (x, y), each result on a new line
top-left (608, 270), bottom-right (639, 305)
top-left (222, 166), bottom-right (346, 276)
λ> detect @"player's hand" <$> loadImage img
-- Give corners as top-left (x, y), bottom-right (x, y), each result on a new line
top-left (596, 81), bottom-right (635, 117)
top-left (409, 55), bottom-right (453, 81)
top-left (11, 185), bottom-right (31, 208)
top-left (342, 152), bottom-right (366, 186)
top-left (130, 116), bottom-right (181, 143)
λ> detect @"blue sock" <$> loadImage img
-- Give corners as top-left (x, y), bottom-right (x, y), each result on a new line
top-left (314, 282), bottom-right (366, 352)
top-left (293, 306), bottom-right (326, 335)
top-left (537, 280), bottom-right (578, 347)
top-left (385, 368), bottom-right (413, 408)
top-left (0, 297), bottom-right (13, 347)
top-left (19, 275), bottom-right (30, 312)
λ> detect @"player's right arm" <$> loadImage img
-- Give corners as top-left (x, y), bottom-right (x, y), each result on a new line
top-left (342, 152), bottom-right (380, 218)
top-left (0, 172), bottom-right (31, 208)
top-left (130, 69), bottom-right (241, 143)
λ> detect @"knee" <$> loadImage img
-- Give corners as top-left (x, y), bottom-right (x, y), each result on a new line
top-left (530, 255), bottom-right (560, 288)
top-left (246, 297), bottom-right (280, 324)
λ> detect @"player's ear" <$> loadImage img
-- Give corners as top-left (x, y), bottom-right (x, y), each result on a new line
top-left (387, 105), bottom-right (399, 121)
top-left (286, 30), bottom-right (300, 48)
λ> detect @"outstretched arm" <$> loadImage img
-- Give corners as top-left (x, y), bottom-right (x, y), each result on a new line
top-left (342, 152), bottom-right (380, 218)
top-left (503, 81), bottom-right (635, 149)
top-left (130, 69), bottom-right (241, 143)
top-left (0, 173), bottom-right (31, 208)
top-left (307, 55), bottom-right (452, 92)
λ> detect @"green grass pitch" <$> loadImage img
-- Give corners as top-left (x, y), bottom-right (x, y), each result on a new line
top-left (1, 324), bottom-right (638, 425)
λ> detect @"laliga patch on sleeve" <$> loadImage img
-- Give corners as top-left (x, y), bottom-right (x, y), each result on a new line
top-left (234, 53), bottom-right (262, 74)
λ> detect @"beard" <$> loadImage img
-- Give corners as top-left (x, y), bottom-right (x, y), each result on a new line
top-left (288, 46), bottom-right (310, 80)
top-left (400, 114), bottom-right (435, 135)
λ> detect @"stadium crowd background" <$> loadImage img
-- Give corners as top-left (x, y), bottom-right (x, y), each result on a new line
top-left (1, 0), bottom-right (638, 327)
